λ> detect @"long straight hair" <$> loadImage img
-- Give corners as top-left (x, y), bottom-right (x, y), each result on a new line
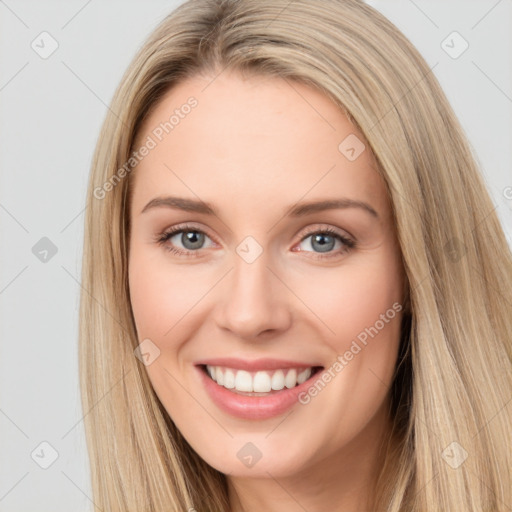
top-left (79, 1), bottom-right (512, 510)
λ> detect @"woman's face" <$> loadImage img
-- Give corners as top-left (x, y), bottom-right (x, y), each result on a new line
top-left (128, 71), bottom-right (405, 479)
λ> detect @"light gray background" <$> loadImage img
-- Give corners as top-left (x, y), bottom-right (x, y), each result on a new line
top-left (1, 1), bottom-right (511, 510)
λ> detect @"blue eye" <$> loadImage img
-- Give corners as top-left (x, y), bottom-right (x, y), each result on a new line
top-left (170, 230), bottom-right (209, 251)
top-left (155, 224), bottom-right (356, 260)
top-left (300, 232), bottom-right (339, 253)
top-left (156, 224), bottom-right (215, 256)
top-left (296, 227), bottom-right (355, 258)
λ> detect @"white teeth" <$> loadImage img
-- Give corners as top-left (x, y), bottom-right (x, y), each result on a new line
top-left (235, 370), bottom-right (253, 392)
top-left (253, 371), bottom-right (272, 392)
top-left (284, 369), bottom-right (297, 389)
top-left (297, 368), bottom-right (312, 384)
top-left (271, 370), bottom-right (285, 391)
top-left (205, 365), bottom-right (316, 393)
top-left (223, 369), bottom-right (235, 389)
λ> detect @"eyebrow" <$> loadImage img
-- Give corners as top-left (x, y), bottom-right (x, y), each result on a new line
top-left (140, 196), bottom-right (378, 218)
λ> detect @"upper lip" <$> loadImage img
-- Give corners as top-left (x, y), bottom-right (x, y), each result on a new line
top-left (195, 357), bottom-right (323, 372)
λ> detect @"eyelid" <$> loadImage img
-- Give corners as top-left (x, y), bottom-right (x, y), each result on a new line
top-left (164, 222), bottom-right (217, 241)
top-left (294, 223), bottom-right (354, 245)
top-left (153, 222), bottom-right (219, 250)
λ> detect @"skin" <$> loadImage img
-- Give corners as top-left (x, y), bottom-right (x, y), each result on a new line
top-left (128, 70), bottom-right (406, 511)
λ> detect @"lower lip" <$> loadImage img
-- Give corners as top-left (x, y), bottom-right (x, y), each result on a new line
top-left (196, 365), bottom-right (322, 420)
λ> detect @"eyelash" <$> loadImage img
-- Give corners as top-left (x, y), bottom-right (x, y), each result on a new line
top-left (154, 223), bottom-right (356, 260)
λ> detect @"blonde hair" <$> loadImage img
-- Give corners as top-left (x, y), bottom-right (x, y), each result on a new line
top-left (79, 0), bottom-right (512, 510)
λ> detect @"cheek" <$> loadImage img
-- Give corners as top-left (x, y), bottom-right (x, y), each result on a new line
top-left (128, 249), bottom-right (201, 405)
top-left (128, 246), bottom-right (211, 342)
top-left (291, 250), bottom-right (404, 351)
top-left (291, 255), bottom-right (404, 450)
top-left (128, 255), bottom-right (172, 340)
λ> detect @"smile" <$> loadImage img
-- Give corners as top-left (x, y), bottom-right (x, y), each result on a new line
top-left (205, 365), bottom-right (320, 394)
top-left (196, 363), bottom-right (324, 419)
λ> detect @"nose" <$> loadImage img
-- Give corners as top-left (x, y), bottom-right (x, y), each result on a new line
top-left (213, 252), bottom-right (293, 340)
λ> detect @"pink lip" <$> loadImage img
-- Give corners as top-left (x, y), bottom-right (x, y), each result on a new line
top-left (195, 364), bottom-right (323, 420)
top-left (194, 357), bottom-right (320, 372)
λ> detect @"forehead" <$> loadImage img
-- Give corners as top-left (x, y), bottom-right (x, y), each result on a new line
top-left (130, 71), bottom-right (389, 221)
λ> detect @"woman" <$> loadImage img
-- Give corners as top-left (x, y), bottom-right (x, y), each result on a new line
top-left (79, 0), bottom-right (512, 510)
